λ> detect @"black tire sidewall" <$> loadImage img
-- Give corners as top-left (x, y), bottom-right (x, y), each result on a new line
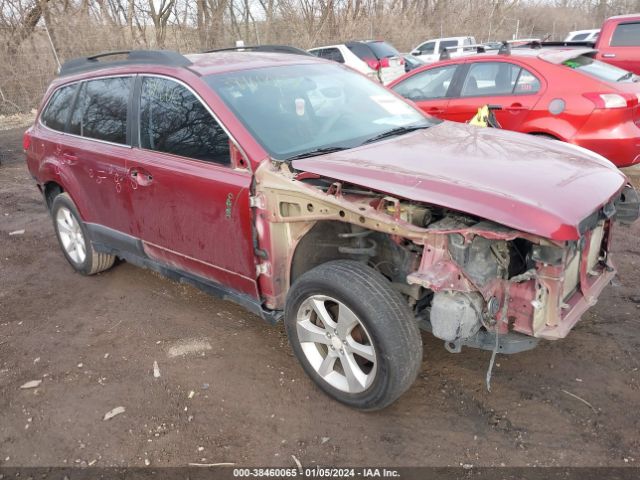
top-left (51, 194), bottom-right (94, 275)
top-left (285, 261), bottom-right (421, 410)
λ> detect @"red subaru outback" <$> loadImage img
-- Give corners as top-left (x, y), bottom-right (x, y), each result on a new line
top-left (24, 48), bottom-right (639, 410)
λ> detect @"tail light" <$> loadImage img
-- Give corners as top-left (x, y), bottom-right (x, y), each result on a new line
top-left (379, 57), bottom-right (390, 68)
top-left (583, 92), bottom-right (638, 109)
top-left (22, 129), bottom-right (31, 151)
top-left (365, 59), bottom-right (380, 71)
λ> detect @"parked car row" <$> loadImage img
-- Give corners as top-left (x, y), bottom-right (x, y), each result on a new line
top-left (305, 13), bottom-right (640, 167)
top-left (389, 45), bottom-right (640, 167)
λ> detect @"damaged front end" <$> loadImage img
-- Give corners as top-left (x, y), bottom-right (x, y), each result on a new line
top-left (253, 160), bottom-right (639, 355)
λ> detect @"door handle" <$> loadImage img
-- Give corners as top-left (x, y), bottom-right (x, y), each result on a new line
top-left (427, 107), bottom-right (444, 114)
top-left (505, 103), bottom-right (526, 111)
top-left (602, 53), bottom-right (616, 58)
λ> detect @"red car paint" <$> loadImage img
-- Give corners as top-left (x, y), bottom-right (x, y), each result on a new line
top-left (388, 49), bottom-right (640, 167)
top-left (292, 122), bottom-right (626, 241)
top-left (594, 14), bottom-right (640, 75)
top-left (24, 51), bottom-right (634, 344)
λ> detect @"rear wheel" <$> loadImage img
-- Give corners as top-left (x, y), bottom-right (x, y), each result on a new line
top-left (51, 193), bottom-right (115, 275)
top-left (285, 260), bottom-right (423, 410)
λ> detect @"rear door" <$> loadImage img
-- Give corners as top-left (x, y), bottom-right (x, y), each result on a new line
top-left (44, 76), bottom-right (135, 236)
top-left (127, 75), bottom-right (258, 297)
top-left (597, 21), bottom-right (640, 74)
top-left (390, 64), bottom-right (460, 119)
top-left (445, 60), bottom-right (542, 128)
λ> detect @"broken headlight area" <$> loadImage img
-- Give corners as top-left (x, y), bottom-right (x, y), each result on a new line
top-left (403, 214), bottom-right (615, 353)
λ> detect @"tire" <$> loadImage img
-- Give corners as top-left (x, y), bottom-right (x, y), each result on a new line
top-left (285, 260), bottom-right (423, 410)
top-left (50, 193), bottom-right (115, 276)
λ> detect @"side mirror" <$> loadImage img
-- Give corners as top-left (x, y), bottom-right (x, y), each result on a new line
top-left (411, 50), bottom-right (420, 56)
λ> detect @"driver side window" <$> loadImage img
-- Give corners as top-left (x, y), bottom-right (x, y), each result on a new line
top-left (418, 42), bottom-right (435, 54)
top-left (391, 65), bottom-right (457, 101)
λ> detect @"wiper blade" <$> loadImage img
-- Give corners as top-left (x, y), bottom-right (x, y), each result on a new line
top-left (284, 146), bottom-right (348, 161)
top-left (362, 124), bottom-right (430, 145)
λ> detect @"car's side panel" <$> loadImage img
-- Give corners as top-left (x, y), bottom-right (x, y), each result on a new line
top-left (126, 147), bottom-right (258, 297)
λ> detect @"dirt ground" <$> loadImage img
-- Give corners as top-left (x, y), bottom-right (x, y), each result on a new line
top-left (1, 126), bottom-right (639, 468)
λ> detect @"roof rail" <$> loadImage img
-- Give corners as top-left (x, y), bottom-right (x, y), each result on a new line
top-left (513, 40), bottom-right (597, 49)
top-left (59, 50), bottom-right (192, 76)
top-left (203, 45), bottom-right (311, 56)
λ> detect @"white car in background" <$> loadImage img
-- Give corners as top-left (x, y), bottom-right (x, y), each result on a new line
top-left (410, 36), bottom-right (476, 63)
top-left (564, 29), bottom-right (600, 42)
top-left (308, 40), bottom-right (405, 85)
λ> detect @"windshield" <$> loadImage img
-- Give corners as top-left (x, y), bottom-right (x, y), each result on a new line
top-left (205, 63), bottom-right (431, 160)
top-left (562, 55), bottom-right (638, 83)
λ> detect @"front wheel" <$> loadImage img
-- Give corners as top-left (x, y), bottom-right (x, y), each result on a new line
top-left (285, 260), bottom-right (423, 410)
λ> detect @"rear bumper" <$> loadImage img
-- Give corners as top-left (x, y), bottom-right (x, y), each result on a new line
top-left (571, 113), bottom-right (640, 167)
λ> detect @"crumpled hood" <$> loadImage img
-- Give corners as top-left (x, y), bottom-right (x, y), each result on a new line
top-left (292, 122), bottom-right (626, 240)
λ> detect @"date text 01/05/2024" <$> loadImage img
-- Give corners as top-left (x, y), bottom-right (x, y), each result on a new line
top-left (232, 468), bottom-right (400, 478)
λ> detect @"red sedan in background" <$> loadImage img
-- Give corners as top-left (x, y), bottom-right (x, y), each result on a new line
top-left (389, 47), bottom-right (640, 167)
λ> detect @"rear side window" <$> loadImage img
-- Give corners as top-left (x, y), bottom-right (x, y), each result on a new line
top-left (365, 41), bottom-right (400, 59)
top-left (461, 62), bottom-right (535, 96)
top-left (562, 55), bottom-right (634, 82)
top-left (439, 40), bottom-right (458, 52)
top-left (320, 48), bottom-right (345, 63)
top-left (347, 42), bottom-right (376, 62)
top-left (139, 77), bottom-right (230, 165)
top-left (392, 65), bottom-right (457, 101)
top-left (41, 84), bottom-right (77, 132)
top-left (69, 77), bottom-right (132, 144)
top-left (611, 22), bottom-right (640, 46)
top-left (417, 42), bottom-right (435, 54)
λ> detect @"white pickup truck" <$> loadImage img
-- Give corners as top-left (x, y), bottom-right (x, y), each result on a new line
top-left (410, 36), bottom-right (476, 63)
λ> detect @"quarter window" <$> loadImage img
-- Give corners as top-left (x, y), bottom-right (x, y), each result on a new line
top-left (41, 84), bottom-right (77, 132)
top-left (391, 65), bottom-right (457, 101)
top-left (139, 77), bottom-right (230, 165)
top-left (514, 69), bottom-right (541, 93)
top-left (611, 22), bottom-right (640, 46)
top-left (69, 77), bottom-right (132, 144)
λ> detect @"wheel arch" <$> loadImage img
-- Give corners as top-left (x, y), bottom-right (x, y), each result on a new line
top-left (289, 220), bottom-right (359, 287)
top-left (43, 181), bottom-right (64, 210)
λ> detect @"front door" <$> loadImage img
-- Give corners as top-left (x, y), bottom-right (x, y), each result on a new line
top-left (127, 76), bottom-right (257, 297)
top-left (390, 64), bottom-right (459, 119)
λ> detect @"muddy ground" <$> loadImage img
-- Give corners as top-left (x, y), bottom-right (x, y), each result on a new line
top-left (1, 126), bottom-right (639, 468)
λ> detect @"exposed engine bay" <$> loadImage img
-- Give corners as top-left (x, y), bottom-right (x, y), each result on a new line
top-left (253, 161), bottom-right (635, 356)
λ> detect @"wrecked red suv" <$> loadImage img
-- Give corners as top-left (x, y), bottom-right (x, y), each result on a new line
top-left (25, 48), bottom-right (640, 410)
